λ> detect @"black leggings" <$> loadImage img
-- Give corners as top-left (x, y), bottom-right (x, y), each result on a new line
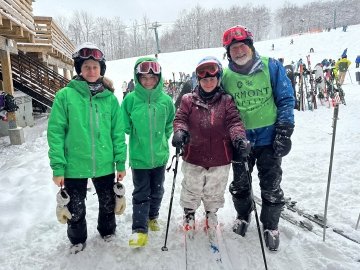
top-left (64, 173), bottom-right (116, 244)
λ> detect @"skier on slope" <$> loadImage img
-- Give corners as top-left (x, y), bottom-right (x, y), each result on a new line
top-left (172, 56), bottom-right (249, 237)
top-left (47, 42), bottom-right (127, 254)
top-left (221, 25), bottom-right (295, 251)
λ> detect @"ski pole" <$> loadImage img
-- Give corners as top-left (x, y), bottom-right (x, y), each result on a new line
top-left (243, 159), bottom-right (268, 270)
top-left (322, 104), bottom-right (339, 242)
top-left (162, 147), bottom-right (181, 251)
top-left (356, 212), bottom-right (360, 230)
top-left (347, 70), bottom-right (353, 84)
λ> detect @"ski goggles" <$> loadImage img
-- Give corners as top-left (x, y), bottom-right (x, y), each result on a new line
top-left (223, 26), bottom-right (252, 47)
top-left (136, 61), bottom-right (161, 74)
top-left (196, 62), bottom-right (219, 79)
top-left (73, 48), bottom-right (104, 60)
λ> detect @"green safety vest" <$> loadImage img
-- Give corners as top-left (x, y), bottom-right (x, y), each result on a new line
top-left (222, 57), bottom-right (277, 129)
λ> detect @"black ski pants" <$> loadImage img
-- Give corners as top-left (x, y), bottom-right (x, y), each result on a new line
top-left (64, 173), bottom-right (116, 245)
top-left (131, 166), bottom-right (166, 233)
top-left (229, 145), bottom-right (285, 230)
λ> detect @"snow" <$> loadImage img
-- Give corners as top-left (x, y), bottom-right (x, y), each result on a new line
top-left (1, 26), bottom-right (360, 270)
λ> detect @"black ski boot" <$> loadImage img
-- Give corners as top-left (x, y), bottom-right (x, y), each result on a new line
top-left (264, 229), bottom-right (280, 251)
top-left (183, 208), bottom-right (195, 238)
top-left (233, 214), bottom-right (251, 237)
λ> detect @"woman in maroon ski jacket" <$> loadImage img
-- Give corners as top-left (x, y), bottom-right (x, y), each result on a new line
top-left (172, 56), bottom-right (249, 235)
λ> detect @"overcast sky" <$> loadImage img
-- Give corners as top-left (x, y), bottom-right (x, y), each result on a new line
top-left (32, 0), bottom-right (315, 25)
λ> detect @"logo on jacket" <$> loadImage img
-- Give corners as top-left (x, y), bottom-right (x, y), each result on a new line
top-left (246, 80), bottom-right (253, 86)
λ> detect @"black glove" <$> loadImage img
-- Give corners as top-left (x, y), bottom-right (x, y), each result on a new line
top-left (273, 123), bottom-right (294, 158)
top-left (172, 130), bottom-right (190, 148)
top-left (233, 138), bottom-right (251, 158)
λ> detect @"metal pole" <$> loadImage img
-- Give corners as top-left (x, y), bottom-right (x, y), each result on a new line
top-left (355, 213), bottom-right (360, 230)
top-left (244, 160), bottom-right (268, 270)
top-left (161, 147), bottom-right (181, 251)
top-left (323, 104), bottom-right (339, 241)
top-left (347, 70), bottom-right (353, 84)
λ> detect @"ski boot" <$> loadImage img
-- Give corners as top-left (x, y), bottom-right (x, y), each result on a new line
top-left (148, 219), bottom-right (160, 231)
top-left (69, 242), bottom-right (86, 254)
top-left (183, 208), bottom-right (195, 239)
top-left (129, 232), bottom-right (148, 248)
top-left (233, 214), bottom-right (251, 237)
top-left (264, 229), bottom-right (280, 251)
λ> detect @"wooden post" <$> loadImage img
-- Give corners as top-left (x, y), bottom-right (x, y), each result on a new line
top-left (0, 49), bottom-right (16, 128)
top-left (0, 45), bottom-right (25, 145)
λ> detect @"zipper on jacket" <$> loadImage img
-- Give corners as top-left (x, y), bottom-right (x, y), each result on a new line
top-left (148, 97), bottom-right (155, 167)
top-left (95, 104), bottom-right (100, 139)
top-left (90, 96), bottom-right (96, 176)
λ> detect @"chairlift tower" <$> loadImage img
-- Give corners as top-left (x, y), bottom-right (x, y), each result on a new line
top-left (149, 22), bottom-right (161, 54)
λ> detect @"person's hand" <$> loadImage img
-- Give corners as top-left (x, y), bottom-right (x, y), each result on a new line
top-left (56, 206), bottom-right (72, 224)
top-left (117, 171), bottom-right (126, 181)
top-left (172, 130), bottom-right (190, 148)
top-left (273, 123), bottom-right (294, 158)
top-left (233, 138), bottom-right (251, 158)
top-left (53, 176), bottom-right (64, 187)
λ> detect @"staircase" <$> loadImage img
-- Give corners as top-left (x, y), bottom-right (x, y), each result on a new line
top-left (0, 51), bottom-right (70, 108)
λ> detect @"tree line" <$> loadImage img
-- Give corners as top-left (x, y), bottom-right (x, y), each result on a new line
top-left (55, 0), bottom-right (360, 61)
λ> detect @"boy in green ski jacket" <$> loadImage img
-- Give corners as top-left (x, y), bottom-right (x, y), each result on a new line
top-left (47, 42), bottom-right (127, 254)
top-left (121, 57), bottom-right (175, 248)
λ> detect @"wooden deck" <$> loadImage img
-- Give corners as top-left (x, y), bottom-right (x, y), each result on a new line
top-left (0, 0), bottom-right (35, 43)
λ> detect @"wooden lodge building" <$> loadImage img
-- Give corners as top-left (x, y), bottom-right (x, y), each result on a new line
top-left (0, 0), bottom-right (74, 144)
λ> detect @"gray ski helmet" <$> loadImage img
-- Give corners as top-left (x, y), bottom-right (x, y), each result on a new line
top-left (195, 56), bottom-right (223, 86)
top-left (72, 42), bottom-right (106, 76)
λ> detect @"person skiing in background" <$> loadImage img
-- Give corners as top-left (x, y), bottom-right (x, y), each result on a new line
top-left (121, 57), bottom-right (175, 248)
top-left (334, 49), bottom-right (352, 85)
top-left (172, 56), bottom-right (249, 237)
top-left (221, 25), bottom-right (295, 251)
top-left (47, 42), bottom-right (127, 254)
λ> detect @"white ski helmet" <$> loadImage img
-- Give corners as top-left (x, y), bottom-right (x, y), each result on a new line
top-left (72, 42), bottom-right (106, 76)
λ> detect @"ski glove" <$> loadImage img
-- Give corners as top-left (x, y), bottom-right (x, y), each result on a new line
top-left (172, 130), bottom-right (190, 148)
top-left (114, 182), bottom-right (126, 215)
top-left (273, 123), bottom-right (295, 158)
top-left (56, 189), bottom-right (72, 224)
top-left (233, 138), bottom-right (251, 158)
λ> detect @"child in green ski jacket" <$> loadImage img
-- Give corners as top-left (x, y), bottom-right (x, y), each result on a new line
top-left (121, 57), bottom-right (175, 248)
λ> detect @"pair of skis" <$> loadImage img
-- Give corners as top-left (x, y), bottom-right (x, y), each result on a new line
top-left (184, 223), bottom-right (233, 270)
top-left (254, 195), bottom-right (360, 245)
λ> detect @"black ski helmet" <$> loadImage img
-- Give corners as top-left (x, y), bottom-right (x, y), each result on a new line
top-left (72, 42), bottom-right (106, 76)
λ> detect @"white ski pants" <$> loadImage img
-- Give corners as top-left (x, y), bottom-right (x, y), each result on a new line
top-left (180, 161), bottom-right (230, 212)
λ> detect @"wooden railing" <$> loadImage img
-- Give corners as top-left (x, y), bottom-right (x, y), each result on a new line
top-left (0, 0), bottom-right (35, 42)
top-left (33, 16), bottom-right (74, 64)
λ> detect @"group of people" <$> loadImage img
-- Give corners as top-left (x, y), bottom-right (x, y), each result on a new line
top-left (121, 79), bottom-right (134, 98)
top-left (47, 25), bottom-right (295, 254)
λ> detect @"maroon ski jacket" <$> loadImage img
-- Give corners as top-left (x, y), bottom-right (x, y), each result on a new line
top-left (173, 87), bottom-right (246, 168)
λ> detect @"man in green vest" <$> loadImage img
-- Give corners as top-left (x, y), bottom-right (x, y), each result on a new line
top-left (221, 25), bottom-right (295, 251)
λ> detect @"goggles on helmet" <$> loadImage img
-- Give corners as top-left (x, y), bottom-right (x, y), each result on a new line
top-left (73, 48), bottom-right (104, 61)
top-left (196, 62), bottom-right (219, 79)
top-left (222, 26), bottom-right (253, 47)
top-left (136, 61), bottom-right (161, 74)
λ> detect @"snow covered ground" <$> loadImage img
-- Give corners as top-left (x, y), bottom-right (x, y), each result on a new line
top-left (0, 25), bottom-right (360, 270)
